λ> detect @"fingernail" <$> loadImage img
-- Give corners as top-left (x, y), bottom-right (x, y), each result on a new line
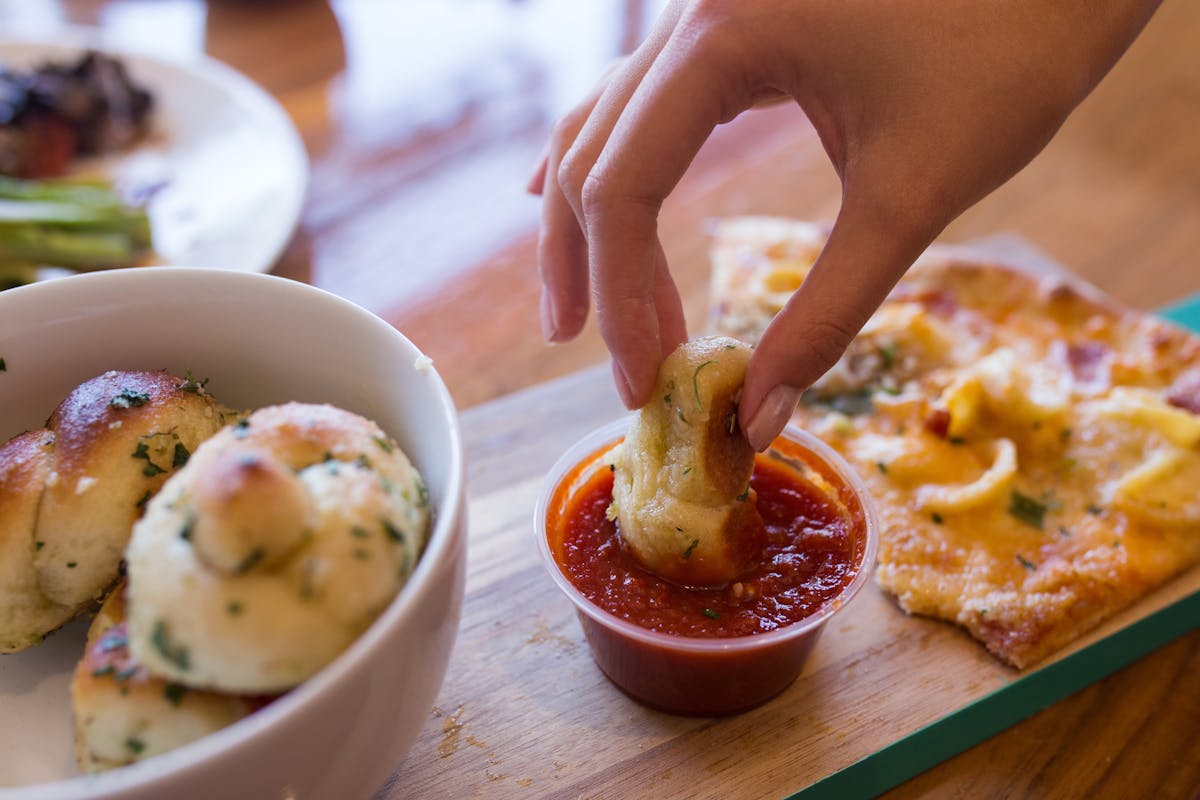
top-left (525, 152), bottom-right (549, 195)
top-left (540, 290), bottom-right (559, 342)
top-left (525, 170), bottom-right (543, 196)
top-left (612, 361), bottom-right (636, 409)
top-left (745, 385), bottom-right (802, 451)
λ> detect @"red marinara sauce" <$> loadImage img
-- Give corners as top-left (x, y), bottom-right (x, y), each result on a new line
top-left (551, 441), bottom-right (864, 639)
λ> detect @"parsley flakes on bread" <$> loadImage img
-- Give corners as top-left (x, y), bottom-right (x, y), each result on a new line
top-left (0, 370), bottom-right (230, 652)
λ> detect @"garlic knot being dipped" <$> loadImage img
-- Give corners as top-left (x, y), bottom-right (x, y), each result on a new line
top-left (609, 336), bottom-right (764, 587)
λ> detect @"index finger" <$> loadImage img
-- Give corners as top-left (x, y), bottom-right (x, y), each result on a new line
top-left (582, 27), bottom-right (753, 407)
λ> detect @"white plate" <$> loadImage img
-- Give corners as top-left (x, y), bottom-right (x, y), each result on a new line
top-left (0, 30), bottom-right (308, 275)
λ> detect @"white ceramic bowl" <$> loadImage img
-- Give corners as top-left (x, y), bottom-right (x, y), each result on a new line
top-left (0, 269), bottom-right (467, 799)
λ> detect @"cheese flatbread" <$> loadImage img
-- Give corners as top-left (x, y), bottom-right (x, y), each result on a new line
top-left (708, 217), bottom-right (1200, 668)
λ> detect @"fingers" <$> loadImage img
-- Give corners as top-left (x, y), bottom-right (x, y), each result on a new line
top-left (651, 239), bottom-right (688, 358)
top-left (556, 1), bottom-right (687, 231)
top-left (740, 200), bottom-right (936, 451)
top-left (525, 151), bottom-right (548, 196)
top-left (527, 53), bottom-right (636, 198)
top-left (536, 1), bottom-right (761, 408)
top-left (536, 82), bottom-right (610, 342)
top-left (537, 78), bottom-right (637, 342)
top-left (536, 5), bottom-right (684, 346)
top-left (606, 240), bottom-right (688, 408)
top-left (575, 26), bottom-right (754, 407)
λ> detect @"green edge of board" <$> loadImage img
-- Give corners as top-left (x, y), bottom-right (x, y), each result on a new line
top-left (1161, 293), bottom-right (1200, 330)
top-left (785, 291), bottom-right (1200, 800)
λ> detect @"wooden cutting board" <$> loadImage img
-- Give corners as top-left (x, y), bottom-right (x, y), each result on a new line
top-left (380, 243), bottom-right (1200, 800)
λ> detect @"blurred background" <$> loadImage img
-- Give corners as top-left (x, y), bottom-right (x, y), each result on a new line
top-left (2, 0), bottom-right (677, 312)
top-left (3, 0), bottom-right (1197, 409)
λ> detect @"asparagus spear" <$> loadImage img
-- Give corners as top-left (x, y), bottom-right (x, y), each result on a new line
top-left (0, 263), bottom-right (38, 289)
top-left (0, 176), bottom-right (152, 270)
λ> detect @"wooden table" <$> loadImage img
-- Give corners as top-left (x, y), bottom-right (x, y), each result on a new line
top-left (8, 1), bottom-right (1199, 796)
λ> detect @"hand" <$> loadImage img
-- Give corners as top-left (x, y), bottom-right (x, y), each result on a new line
top-left (530, 0), bottom-right (1160, 449)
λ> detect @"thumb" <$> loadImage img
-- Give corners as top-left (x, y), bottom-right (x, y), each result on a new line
top-left (739, 202), bottom-right (935, 451)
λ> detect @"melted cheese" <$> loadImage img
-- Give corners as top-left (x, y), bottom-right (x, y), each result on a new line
top-left (1090, 387), bottom-right (1200, 449)
top-left (862, 304), bottom-right (957, 360)
top-left (707, 218), bottom-right (1200, 669)
top-left (916, 439), bottom-right (1018, 514)
top-left (941, 349), bottom-right (1070, 438)
top-left (1112, 448), bottom-right (1200, 527)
